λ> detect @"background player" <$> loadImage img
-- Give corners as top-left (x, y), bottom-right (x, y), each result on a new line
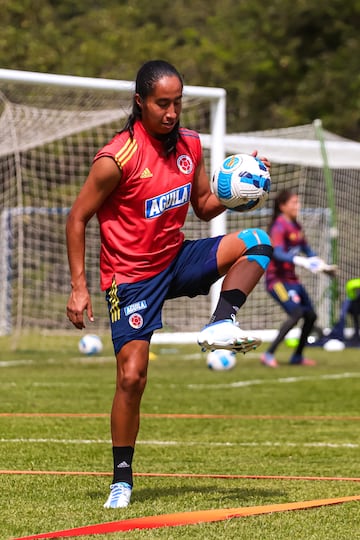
top-left (261, 189), bottom-right (333, 367)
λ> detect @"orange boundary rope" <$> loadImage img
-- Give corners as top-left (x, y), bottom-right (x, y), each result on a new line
top-left (1, 412), bottom-right (360, 420)
top-left (11, 495), bottom-right (360, 539)
top-left (2, 469), bottom-right (360, 482)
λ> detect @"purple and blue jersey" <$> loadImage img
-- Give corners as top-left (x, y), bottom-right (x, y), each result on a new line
top-left (265, 214), bottom-right (315, 289)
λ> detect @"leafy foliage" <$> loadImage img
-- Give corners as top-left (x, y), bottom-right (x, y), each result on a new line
top-left (0, 0), bottom-right (359, 138)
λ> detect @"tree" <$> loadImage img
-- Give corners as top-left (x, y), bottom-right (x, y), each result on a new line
top-left (0, 0), bottom-right (359, 138)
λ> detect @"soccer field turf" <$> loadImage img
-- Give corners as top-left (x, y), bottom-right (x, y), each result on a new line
top-left (1, 334), bottom-right (360, 539)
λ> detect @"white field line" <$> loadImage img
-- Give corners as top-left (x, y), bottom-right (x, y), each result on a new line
top-left (0, 438), bottom-right (358, 449)
top-left (0, 360), bottom-right (34, 367)
top-left (1, 371), bottom-right (360, 389)
top-left (186, 372), bottom-right (360, 389)
top-left (0, 358), bottom-right (114, 368)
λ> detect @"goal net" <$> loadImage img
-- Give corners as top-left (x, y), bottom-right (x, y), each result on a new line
top-left (0, 69), bottom-right (226, 341)
top-left (220, 124), bottom-right (360, 340)
top-left (1, 69), bottom-right (360, 345)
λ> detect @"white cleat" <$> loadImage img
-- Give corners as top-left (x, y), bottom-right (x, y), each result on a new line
top-left (197, 318), bottom-right (261, 354)
top-left (103, 482), bottom-right (132, 509)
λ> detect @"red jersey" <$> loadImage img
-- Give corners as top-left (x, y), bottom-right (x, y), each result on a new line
top-left (94, 121), bottom-right (202, 290)
top-left (265, 215), bottom-right (310, 288)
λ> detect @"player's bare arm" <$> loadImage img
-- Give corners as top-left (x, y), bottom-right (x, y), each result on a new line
top-left (190, 157), bottom-right (226, 221)
top-left (66, 157), bottom-right (121, 328)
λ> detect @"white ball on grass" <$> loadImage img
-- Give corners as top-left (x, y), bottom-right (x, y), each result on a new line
top-left (78, 334), bottom-right (103, 355)
top-left (323, 339), bottom-right (345, 352)
top-left (206, 349), bottom-right (237, 371)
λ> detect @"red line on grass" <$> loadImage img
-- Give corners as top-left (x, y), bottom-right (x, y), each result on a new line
top-left (2, 469), bottom-right (360, 482)
top-left (11, 495), bottom-right (360, 539)
top-left (2, 412), bottom-right (360, 420)
top-left (0, 413), bottom-right (108, 418)
top-left (136, 472), bottom-right (360, 483)
top-left (146, 413), bottom-right (360, 421)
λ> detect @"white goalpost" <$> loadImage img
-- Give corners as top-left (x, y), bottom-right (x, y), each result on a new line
top-left (0, 68), bottom-right (226, 339)
top-left (1, 69), bottom-right (360, 345)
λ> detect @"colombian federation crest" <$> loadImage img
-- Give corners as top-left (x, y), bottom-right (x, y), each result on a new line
top-left (177, 154), bottom-right (193, 175)
top-left (128, 313), bottom-right (144, 329)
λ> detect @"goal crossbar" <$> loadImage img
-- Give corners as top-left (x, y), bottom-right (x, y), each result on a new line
top-left (0, 68), bottom-right (226, 99)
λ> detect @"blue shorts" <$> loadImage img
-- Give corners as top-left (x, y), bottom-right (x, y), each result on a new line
top-left (269, 282), bottom-right (315, 315)
top-left (106, 236), bottom-right (222, 354)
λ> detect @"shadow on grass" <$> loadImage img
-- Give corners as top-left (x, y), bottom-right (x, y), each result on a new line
top-left (89, 484), bottom-right (285, 506)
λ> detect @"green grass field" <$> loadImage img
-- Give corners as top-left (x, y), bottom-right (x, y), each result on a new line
top-left (1, 334), bottom-right (360, 540)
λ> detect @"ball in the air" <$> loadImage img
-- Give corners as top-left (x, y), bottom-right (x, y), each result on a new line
top-left (210, 153), bottom-right (271, 212)
top-left (78, 334), bottom-right (103, 355)
top-left (206, 349), bottom-right (237, 370)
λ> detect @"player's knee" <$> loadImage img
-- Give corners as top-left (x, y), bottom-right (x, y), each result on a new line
top-left (118, 369), bottom-right (147, 396)
top-left (238, 228), bottom-right (273, 270)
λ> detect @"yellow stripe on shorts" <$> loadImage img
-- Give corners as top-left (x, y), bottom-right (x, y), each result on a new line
top-left (273, 282), bottom-right (289, 303)
top-left (108, 278), bottom-right (121, 323)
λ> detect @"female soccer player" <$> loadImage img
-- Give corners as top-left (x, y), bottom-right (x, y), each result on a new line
top-left (261, 190), bottom-right (322, 368)
top-left (66, 60), bottom-right (272, 508)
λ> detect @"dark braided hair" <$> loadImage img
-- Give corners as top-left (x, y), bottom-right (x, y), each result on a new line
top-left (121, 60), bottom-right (184, 157)
top-left (268, 190), bottom-right (297, 232)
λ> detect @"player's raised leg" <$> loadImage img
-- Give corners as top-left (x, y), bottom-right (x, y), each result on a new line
top-left (198, 228), bottom-right (273, 352)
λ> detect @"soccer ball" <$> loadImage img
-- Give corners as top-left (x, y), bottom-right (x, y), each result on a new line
top-left (285, 337), bottom-right (300, 349)
top-left (323, 339), bottom-right (345, 352)
top-left (206, 349), bottom-right (237, 371)
top-left (78, 334), bottom-right (103, 355)
top-left (210, 153), bottom-right (271, 212)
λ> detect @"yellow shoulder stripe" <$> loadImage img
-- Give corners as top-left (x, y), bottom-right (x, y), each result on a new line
top-left (114, 138), bottom-right (138, 168)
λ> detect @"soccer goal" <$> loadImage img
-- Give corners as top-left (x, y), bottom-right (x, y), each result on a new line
top-left (1, 69), bottom-right (360, 345)
top-left (0, 68), bottom-right (226, 340)
top-left (220, 123), bottom-right (360, 340)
